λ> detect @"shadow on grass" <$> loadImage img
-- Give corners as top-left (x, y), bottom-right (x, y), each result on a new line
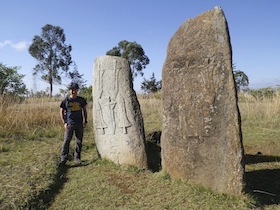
top-left (145, 136), bottom-right (280, 207)
top-left (244, 154), bottom-right (280, 206)
top-left (245, 154), bottom-right (280, 165)
top-left (146, 131), bottom-right (162, 172)
top-left (26, 161), bottom-right (90, 209)
top-left (146, 141), bottom-right (161, 172)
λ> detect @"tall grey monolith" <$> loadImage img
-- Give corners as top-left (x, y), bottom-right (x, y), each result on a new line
top-left (93, 55), bottom-right (147, 169)
top-left (161, 6), bottom-right (244, 195)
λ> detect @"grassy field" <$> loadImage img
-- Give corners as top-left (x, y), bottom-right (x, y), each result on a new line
top-left (0, 93), bottom-right (280, 209)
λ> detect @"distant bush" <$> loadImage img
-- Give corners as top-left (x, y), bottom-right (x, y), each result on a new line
top-left (249, 87), bottom-right (277, 99)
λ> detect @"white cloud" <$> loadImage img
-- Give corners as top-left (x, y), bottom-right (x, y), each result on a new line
top-left (11, 41), bottom-right (31, 51)
top-left (0, 40), bottom-right (30, 51)
top-left (0, 40), bottom-right (12, 48)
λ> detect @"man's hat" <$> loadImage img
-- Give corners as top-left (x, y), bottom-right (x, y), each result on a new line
top-left (68, 82), bottom-right (79, 90)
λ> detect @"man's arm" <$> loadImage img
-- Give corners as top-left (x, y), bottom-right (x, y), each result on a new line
top-left (60, 108), bottom-right (66, 124)
top-left (83, 105), bottom-right (88, 124)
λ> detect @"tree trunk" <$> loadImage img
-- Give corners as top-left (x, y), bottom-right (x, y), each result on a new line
top-left (49, 69), bottom-right (53, 98)
top-left (49, 77), bottom-right (53, 98)
top-left (49, 82), bottom-right (53, 98)
top-left (0, 87), bottom-right (4, 96)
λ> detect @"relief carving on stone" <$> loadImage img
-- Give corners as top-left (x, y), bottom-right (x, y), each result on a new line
top-left (95, 60), bottom-right (131, 135)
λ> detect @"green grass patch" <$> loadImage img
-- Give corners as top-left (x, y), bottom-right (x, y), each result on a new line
top-left (0, 136), bottom-right (62, 209)
top-left (47, 143), bottom-right (253, 210)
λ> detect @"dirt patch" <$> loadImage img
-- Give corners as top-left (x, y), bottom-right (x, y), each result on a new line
top-left (108, 174), bottom-right (136, 194)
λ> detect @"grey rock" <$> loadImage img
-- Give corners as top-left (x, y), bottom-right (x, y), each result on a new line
top-left (93, 55), bottom-right (147, 169)
top-left (161, 6), bottom-right (244, 195)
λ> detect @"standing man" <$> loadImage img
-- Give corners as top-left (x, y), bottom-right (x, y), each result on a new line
top-left (59, 82), bottom-right (88, 166)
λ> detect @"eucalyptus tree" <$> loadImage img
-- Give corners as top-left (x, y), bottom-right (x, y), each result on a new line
top-left (29, 24), bottom-right (72, 97)
top-left (106, 40), bottom-right (150, 79)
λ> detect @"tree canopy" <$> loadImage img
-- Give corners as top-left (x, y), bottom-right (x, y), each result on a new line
top-left (68, 62), bottom-right (87, 89)
top-left (233, 69), bottom-right (249, 92)
top-left (106, 40), bottom-right (150, 79)
top-left (28, 24), bottom-right (72, 97)
top-left (141, 72), bottom-right (161, 94)
top-left (0, 63), bottom-right (27, 97)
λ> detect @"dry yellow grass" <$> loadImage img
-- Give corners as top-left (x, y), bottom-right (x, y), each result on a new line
top-left (239, 93), bottom-right (280, 126)
top-left (138, 93), bottom-right (163, 134)
top-left (238, 93), bottom-right (280, 155)
top-left (0, 97), bottom-right (62, 137)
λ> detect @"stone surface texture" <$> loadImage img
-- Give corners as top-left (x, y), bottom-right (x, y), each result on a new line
top-left (161, 6), bottom-right (244, 195)
top-left (93, 55), bottom-right (147, 169)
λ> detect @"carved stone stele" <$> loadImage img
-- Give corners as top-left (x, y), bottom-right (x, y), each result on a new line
top-left (161, 7), bottom-right (244, 195)
top-left (93, 55), bottom-right (147, 169)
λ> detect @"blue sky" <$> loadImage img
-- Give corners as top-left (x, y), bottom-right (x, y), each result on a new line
top-left (1, 0), bottom-right (280, 94)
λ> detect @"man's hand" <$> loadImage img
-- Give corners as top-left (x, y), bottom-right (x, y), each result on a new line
top-left (64, 123), bottom-right (68, 129)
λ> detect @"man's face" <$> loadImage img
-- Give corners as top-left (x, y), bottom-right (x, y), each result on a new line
top-left (69, 88), bottom-right (78, 97)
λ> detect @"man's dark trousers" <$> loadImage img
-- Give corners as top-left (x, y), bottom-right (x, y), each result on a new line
top-left (61, 124), bottom-right (84, 162)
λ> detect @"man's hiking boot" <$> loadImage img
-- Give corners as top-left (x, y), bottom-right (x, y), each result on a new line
top-left (58, 160), bottom-right (66, 167)
top-left (74, 158), bottom-right (82, 165)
